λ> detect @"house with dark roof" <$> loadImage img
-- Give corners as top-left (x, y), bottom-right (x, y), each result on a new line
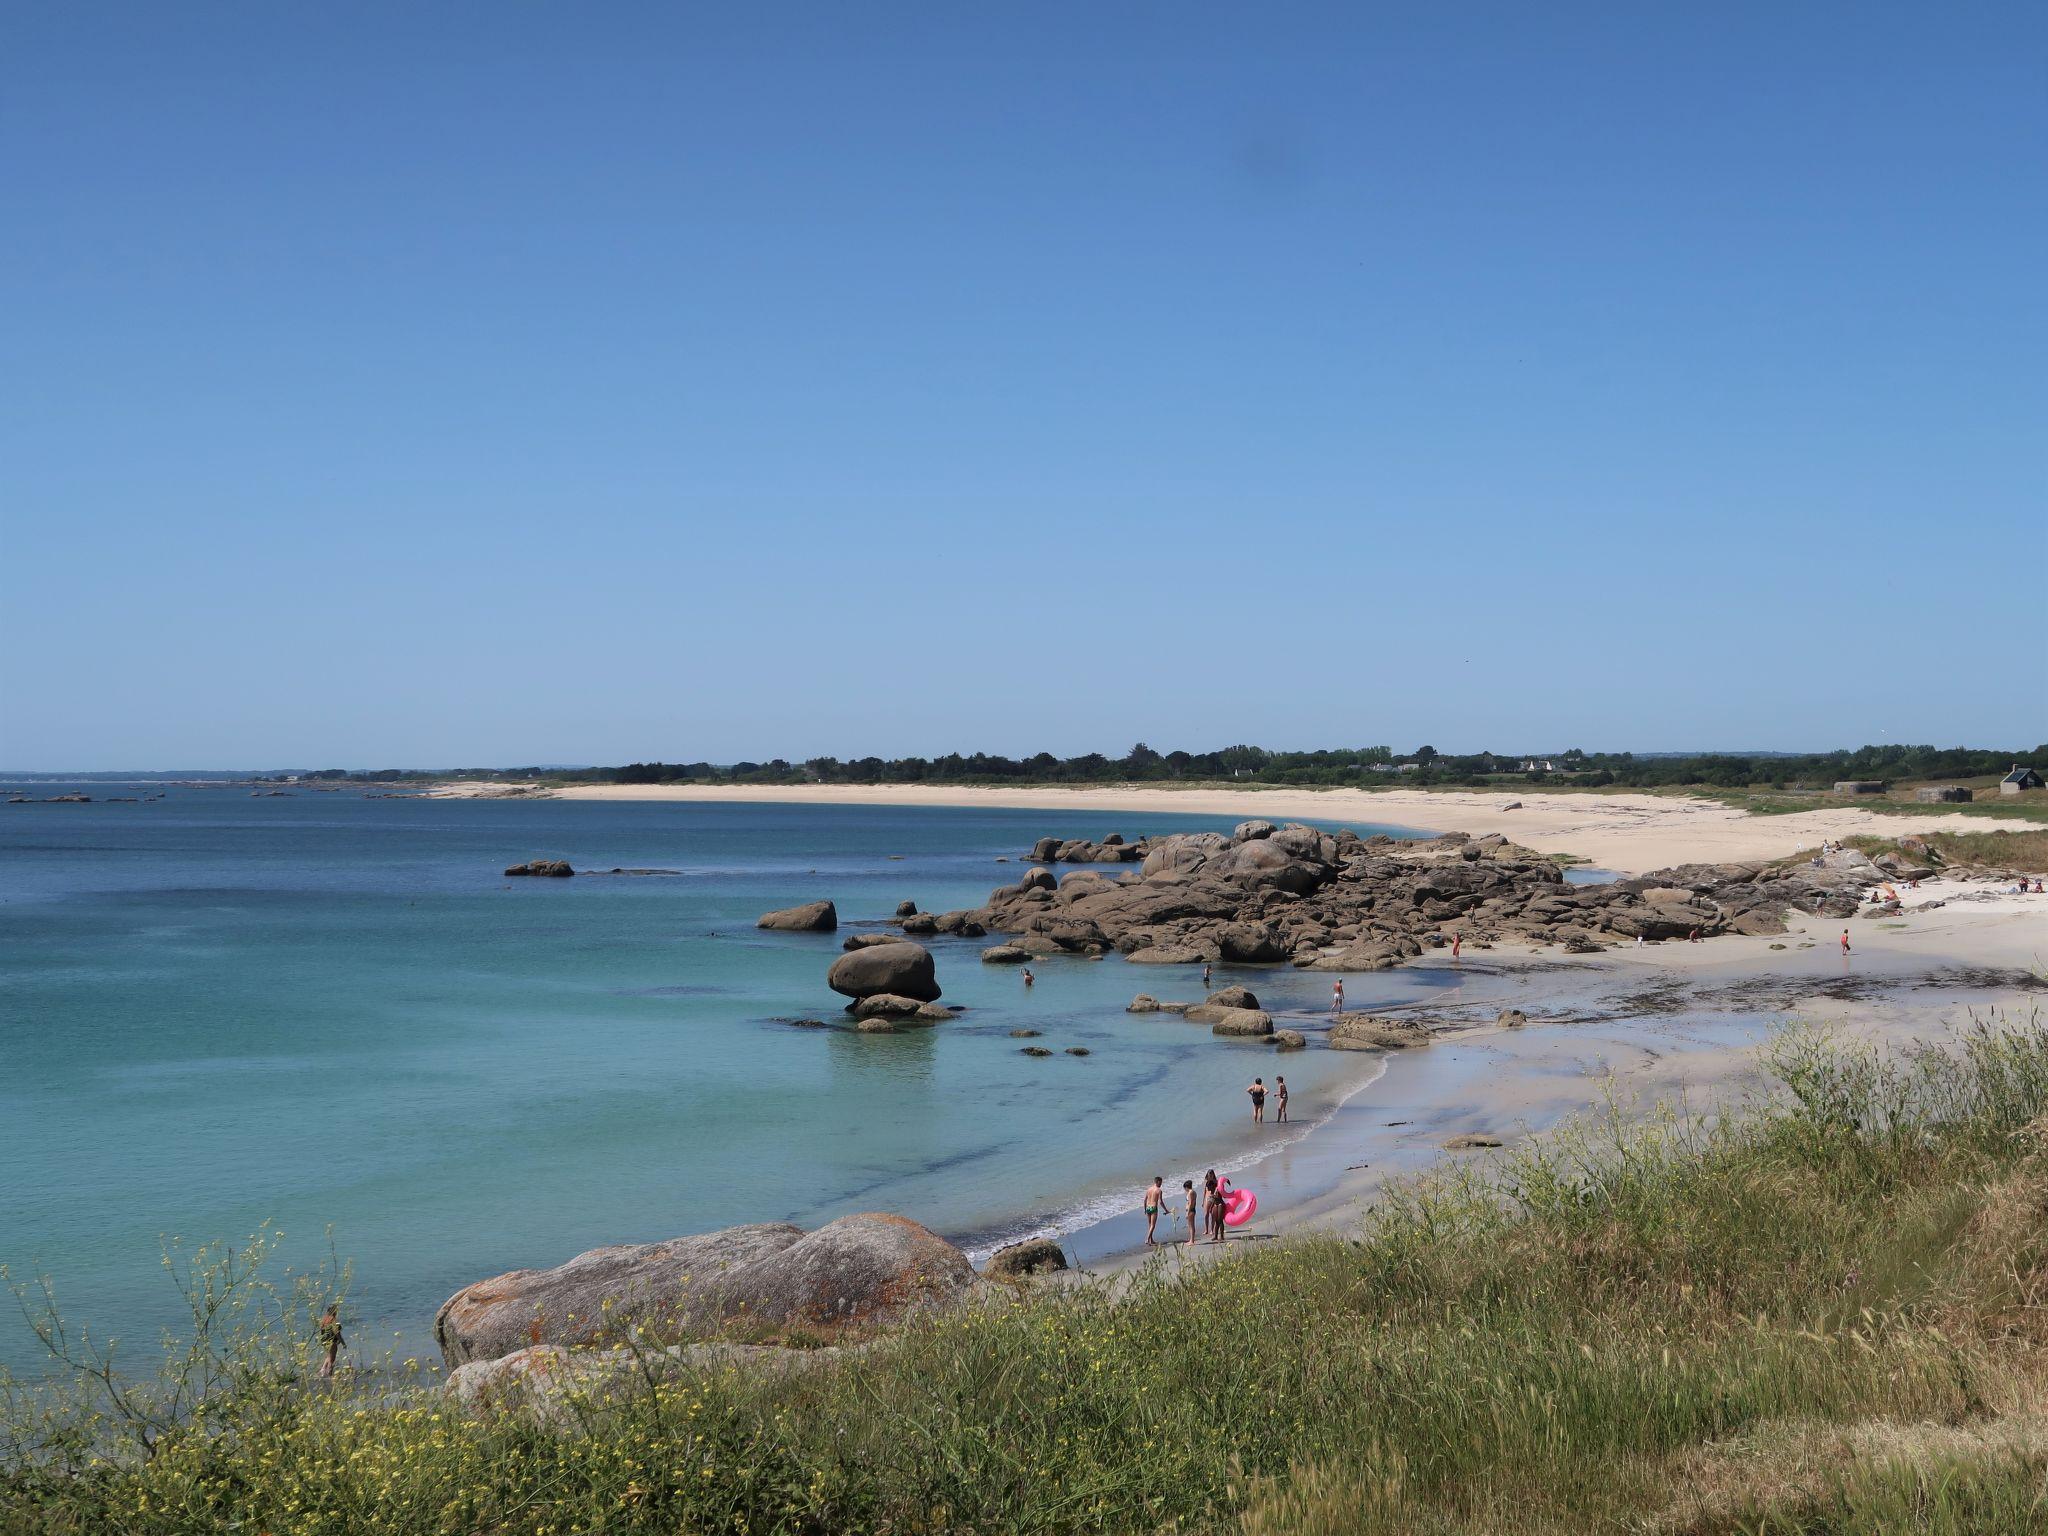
top-left (2000, 764), bottom-right (2043, 795)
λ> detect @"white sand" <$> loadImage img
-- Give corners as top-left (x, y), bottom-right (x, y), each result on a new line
top-left (431, 779), bottom-right (2038, 876)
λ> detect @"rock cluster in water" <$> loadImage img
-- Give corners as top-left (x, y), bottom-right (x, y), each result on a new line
top-left (504, 859), bottom-right (574, 877)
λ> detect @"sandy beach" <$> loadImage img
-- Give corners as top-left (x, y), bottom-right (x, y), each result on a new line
top-left (1072, 873), bottom-right (2046, 1274)
top-left (432, 780), bottom-right (2036, 876)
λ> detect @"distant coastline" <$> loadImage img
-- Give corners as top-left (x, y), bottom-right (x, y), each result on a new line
top-left (423, 778), bottom-right (2038, 877)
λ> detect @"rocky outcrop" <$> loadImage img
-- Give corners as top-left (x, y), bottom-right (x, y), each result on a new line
top-left (1270, 1029), bottom-right (1307, 1050)
top-left (505, 860), bottom-right (574, 877)
top-left (758, 900), bottom-right (838, 933)
top-left (843, 932), bottom-right (907, 951)
top-left (435, 1213), bottom-right (981, 1367)
top-left (964, 821), bottom-right (1890, 970)
top-left (826, 942), bottom-right (941, 1004)
top-left (981, 944), bottom-right (1032, 964)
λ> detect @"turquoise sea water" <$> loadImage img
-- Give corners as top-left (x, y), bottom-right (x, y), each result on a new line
top-left (0, 788), bottom-right (1447, 1371)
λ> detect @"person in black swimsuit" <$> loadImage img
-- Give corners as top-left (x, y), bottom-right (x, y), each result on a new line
top-left (1247, 1076), bottom-right (1267, 1123)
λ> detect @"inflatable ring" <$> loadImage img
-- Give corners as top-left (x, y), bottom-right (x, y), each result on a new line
top-left (1222, 1186), bottom-right (1257, 1227)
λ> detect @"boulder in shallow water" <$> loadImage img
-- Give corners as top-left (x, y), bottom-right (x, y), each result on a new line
top-left (843, 932), bottom-right (906, 951)
top-left (1205, 984), bottom-right (1260, 1011)
top-left (1207, 1007), bottom-right (1275, 1038)
top-left (982, 944), bottom-right (1032, 964)
top-left (827, 942), bottom-right (941, 1003)
top-left (435, 1213), bottom-right (980, 1367)
top-left (759, 900), bottom-right (837, 932)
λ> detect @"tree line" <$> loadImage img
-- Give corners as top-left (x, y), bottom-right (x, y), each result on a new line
top-left (520, 742), bottom-right (2043, 791)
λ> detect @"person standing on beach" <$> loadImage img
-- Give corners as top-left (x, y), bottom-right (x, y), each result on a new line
top-left (1204, 1170), bottom-right (1226, 1243)
top-left (1331, 979), bottom-right (1344, 1012)
top-left (1183, 1179), bottom-right (1199, 1244)
top-left (1142, 1175), bottom-right (1166, 1245)
top-left (1841, 930), bottom-right (1852, 955)
top-left (317, 1304), bottom-right (345, 1379)
top-left (1248, 1076), bottom-right (1267, 1123)
top-left (1274, 1075), bottom-right (1289, 1123)
top-left (1451, 932), bottom-right (1462, 959)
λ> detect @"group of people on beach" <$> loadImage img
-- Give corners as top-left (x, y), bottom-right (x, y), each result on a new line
top-left (1142, 1169), bottom-right (1240, 1246)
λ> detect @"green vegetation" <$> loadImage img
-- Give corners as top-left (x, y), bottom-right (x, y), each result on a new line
top-left (8, 1019), bottom-right (2048, 1534)
top-left (573, 742), bottom-right (2045, 794)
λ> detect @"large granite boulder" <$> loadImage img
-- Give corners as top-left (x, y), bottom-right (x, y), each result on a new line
top-left (758, 900), bottom-right (838, 932)
top-left (435, 1213), bottom-right (979, 1367)
top-left (827, 942), bottom-right (941, 1003)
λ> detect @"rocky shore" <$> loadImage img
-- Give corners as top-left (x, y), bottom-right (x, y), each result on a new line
top-left (923, 820), bottom-right (1922, 970)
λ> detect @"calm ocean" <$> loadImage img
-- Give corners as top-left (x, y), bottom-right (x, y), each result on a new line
top-left (0, 788), bottom-right (1449, 1371)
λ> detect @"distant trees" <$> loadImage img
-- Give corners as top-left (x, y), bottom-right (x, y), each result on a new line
top-left (525, 742), bottom-right (2044, 793)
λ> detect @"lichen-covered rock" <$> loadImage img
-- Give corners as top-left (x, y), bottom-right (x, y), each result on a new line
top-left (435, 1213), bottom-right (980, 1367)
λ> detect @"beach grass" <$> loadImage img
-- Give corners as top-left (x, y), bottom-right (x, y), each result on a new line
top-left (7, 1017), bottom-right (2048, 1534)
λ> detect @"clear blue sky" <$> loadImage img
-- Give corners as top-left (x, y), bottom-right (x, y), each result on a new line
top-left (4, 3), bottom-right (2042, 769)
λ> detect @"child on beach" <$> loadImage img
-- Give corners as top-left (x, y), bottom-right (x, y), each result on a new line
top-left (1841, 930), bottom-right (1852, 955)
top-left (1142, 1175), bottom-right (1165, 1245)
top-left (1451, 931), bottom-right (1462, 959)
top-left (1275, 1075), bottom-right (1288, 1123)
top-left (1183, 1179), bottom-right (1199, 1244)
top-left (1247, 1077), bottom-right (1267, 1123)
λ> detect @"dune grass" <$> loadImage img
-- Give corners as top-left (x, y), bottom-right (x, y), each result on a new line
top-left (7, 1017), bottom-right (2048, 1534)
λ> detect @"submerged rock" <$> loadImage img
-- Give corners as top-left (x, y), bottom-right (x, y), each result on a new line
top-left (505, 859), bottom-right (574, 877)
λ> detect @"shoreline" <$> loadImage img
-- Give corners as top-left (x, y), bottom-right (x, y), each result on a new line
top-left (426, 779), bottom-right (2036, 877)
top-left (1002, 879), bottom-right (2046, 1277)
